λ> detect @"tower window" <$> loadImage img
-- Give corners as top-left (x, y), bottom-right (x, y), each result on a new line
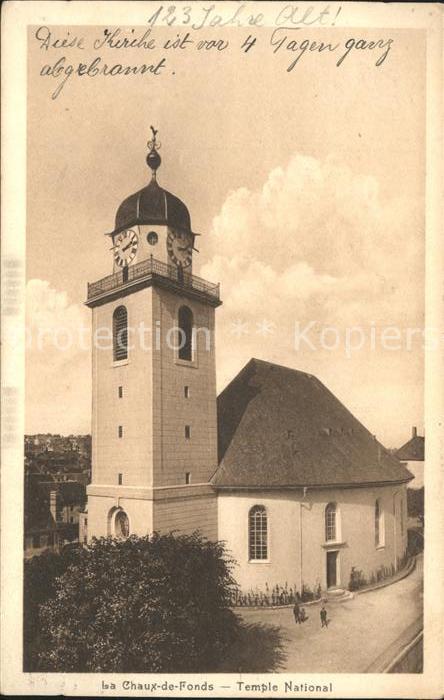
top-left (249, 505), bottom-right (268, 560)
top-left (118, 426), bottom-right (123, 438)
top-left (185, 425), bottom-right (191, 439)
top-left (118, 386), bottom-right (123, 398)
top-left (147, 231), bottom-right (158, 246)
top-left (118, 473), bottom-right (123, 485)
top-left (178, 305), bottom-right (193, 361)
top-left (113, 306), bottom-right (128, 361)
top-left (184, 386), bottom-right (190, 398)
top-left (185, 472), bottom-right (191, 484)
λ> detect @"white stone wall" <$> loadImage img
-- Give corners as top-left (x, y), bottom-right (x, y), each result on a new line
top-left (151, 286), bottom-right (218, 488)
top-left (87, 281), bottom-right (219, 541)
top-left (217, 484), bottom-right (408, 594)
top-left (91, 286), bottom-right (154, 490)
top-left (87, 491), bottom-right (153, 540)
top-left (153, 491), bottom-right (218, 541)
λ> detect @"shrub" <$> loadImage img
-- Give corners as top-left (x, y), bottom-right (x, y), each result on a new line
top-left (29, 533), bottom-right (239, 673)
top-left (348, 566), bottom-right (368, 591)
top-left (24, 544), bottom-right (82, 670)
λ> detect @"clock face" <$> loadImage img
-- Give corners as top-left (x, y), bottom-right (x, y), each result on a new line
top-left (166, 228), bottom-right (193, 268)
top-left (113, 229), bottom-right (138, 267)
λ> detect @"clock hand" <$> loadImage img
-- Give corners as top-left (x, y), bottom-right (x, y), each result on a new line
top-left (122, 241), bottom-right (134, 252)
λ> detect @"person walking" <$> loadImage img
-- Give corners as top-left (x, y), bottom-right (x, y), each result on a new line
top-left (293, 601), bottom-right (301, 624)
top-left (320, 604), bottom-right (328, 628)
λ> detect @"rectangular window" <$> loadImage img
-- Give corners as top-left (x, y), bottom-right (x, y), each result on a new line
top-left (118, 425), bottom-right (123, 438)
top-left (118, 473), bottom-right (123, 485)
top-left (325, 504), bottom-right (337, 542)
top-left (70, 517), bottom-right (74, 524)
top-left (118, 386), bottom-right (123, 398)
top-left (184, 386), bottom-right (190, 398)
top-left (185, 472), bottom-right (191, 484)
top-left (185, 425), bottom-right (191, 439)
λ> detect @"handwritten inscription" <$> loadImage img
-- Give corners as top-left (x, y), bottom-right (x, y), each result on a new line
top-left (32, 7), bottom-right (395, 101)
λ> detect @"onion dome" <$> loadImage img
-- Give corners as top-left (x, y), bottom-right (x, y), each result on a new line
top-left (110, 127), bottom-right (192, 236)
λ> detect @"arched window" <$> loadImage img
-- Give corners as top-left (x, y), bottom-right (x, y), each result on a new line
top-left (113, 306), bottom-right (128, 361)
top-left (178, 305), bottom-right (193, 361)
top-left (375, 499), bottom-right (384, 546)
top-left (114, 510), bottom-right (130, 539)
top-left (325, 502), bottom-right (337, 542)
top-left (249, 505), bottom-right (268, 560)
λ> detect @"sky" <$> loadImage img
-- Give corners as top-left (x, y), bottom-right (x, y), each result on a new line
top-left (26, 22), bottom-right (425, 447)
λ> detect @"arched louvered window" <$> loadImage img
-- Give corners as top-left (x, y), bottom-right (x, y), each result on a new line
top-left (375, 499), bottom-right (384, 546)
top-left (249, 505), bottom-right (268, 560)
top-left (325, 502), bottom-right (337, 542)
top-left (178, 305), bottom-right (193, 361)
top-left (113, 306), bottom-right (128, 361)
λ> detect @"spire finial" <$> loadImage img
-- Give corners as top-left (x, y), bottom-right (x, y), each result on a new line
top-left (146, 125), bottom-right (161, 180)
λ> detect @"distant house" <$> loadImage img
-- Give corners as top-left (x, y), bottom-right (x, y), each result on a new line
top-left (396, 427), bottom-right (424, 489)
top-left (24, 481), bottom-right (86, 558)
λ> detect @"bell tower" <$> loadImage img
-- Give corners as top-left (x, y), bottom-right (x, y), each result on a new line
top-left (85, 128), bottom-right (221, 541)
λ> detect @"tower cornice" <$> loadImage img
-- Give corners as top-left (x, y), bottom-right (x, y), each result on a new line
top-left (85, 255), bottom-right (221, 308)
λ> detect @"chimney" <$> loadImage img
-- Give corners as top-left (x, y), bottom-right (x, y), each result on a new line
top-left (412, 426), bottom-right (417, 439)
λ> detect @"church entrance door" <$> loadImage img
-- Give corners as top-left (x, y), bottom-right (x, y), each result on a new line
top-left (326, 550), bottom-right (338, 588)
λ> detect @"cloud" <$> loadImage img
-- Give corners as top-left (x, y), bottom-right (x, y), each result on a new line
top-left (25, 279), bottom-right (91, 434)
top-left (201, 153), bottom-right (424, 445)
top-left (202, 153), bottom-right (423, 326)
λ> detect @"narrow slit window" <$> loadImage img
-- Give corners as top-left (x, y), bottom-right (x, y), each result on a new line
top-left (118, 386), bottom-right (123, 398)
top-left (185, 472), bottom-right (191, 484)
top-left (118, 425), bottom-right (123, 438)
top-left (184, 386), bottom-right (190, 398)
top-left (118, 473), bottom-right (123, 485)
top-left (185, 425), bottom-right (191, 439)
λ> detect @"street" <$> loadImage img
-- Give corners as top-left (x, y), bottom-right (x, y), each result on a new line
top-left (232, 555), bottom-right (423, 673)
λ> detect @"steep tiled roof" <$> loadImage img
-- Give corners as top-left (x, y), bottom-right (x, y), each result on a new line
top-left (213, 359), bottom-right (413, 489)
top-left (396, 435), bottom-right (425, 462)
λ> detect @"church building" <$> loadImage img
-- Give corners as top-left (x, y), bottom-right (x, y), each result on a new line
top-left (84, 131), bottom-right (413, 595)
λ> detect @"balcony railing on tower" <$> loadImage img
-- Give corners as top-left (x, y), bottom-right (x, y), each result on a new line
top-left (87, 256), bottom-right (220, 302)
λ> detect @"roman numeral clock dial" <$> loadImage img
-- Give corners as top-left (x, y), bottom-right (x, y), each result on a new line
top-left (167, 228), bottom-right (193, 268)
top-left (113, 229), bottom-right (138, 267)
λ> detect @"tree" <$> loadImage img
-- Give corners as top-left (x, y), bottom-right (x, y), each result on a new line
top-left (36, 533), bottom-right (239, 672)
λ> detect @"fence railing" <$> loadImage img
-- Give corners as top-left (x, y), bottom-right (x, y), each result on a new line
top-left (87, 256), bottom-right (220, 301)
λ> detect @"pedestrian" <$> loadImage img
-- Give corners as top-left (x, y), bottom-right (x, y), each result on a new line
top-left (293, 601), bottom-right (301, 624)
top-left (320, 604), bottom-right (328, 628)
